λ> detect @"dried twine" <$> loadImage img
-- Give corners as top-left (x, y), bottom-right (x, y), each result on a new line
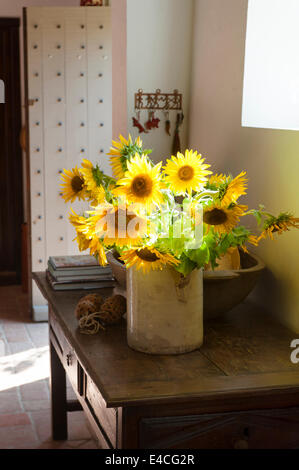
top-left (78, 311), bottom-right (105, 335)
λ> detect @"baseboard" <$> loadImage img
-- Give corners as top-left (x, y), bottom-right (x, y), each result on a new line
top-left (32, 305), bottom-right (48, 322)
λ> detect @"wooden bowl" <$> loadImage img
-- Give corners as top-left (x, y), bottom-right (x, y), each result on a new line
top-left (106, 249), bottom-right (265, 319)
top-left (203, 250), bottom-right (265, 319)
top-left (106, 250), bottom-right (127, 288)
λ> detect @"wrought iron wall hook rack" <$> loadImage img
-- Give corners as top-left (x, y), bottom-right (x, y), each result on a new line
top-left (134, 89), bottom-right (183, 111)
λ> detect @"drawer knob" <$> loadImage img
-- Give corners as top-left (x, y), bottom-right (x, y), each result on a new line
top-left (234, 439), bottom-right (249, 449)
top-left (66, 353), bottom-right (72, 366)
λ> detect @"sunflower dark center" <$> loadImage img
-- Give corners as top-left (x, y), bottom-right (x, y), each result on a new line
top-left (131, 175), bottom-right (153, 197)
top-left (71, 175), bottom-right (84, 193)
top-left (136, 248), bottom-right (159, 262)
top-left (203, 208), bottom-right (228, 225)
top-left (178, 165), bottom-right (194, 181)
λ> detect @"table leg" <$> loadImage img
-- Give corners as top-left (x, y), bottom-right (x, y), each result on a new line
top-left (50, 340), bottom-right (68, 440)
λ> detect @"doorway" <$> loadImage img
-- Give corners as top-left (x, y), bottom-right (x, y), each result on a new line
top-left (0, 18), bottom-right (23, 285)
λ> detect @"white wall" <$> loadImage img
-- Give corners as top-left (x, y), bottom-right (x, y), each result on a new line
top-left (0, 0), bottom-right (79, 223)
top-left (189, 0), bottom-right (299, 332)
top-left (243, 0), bottom-right (299, 130)
top-left (0, 0), bottom-right (79, 108)
top-left (111, 0), bottom-right (127, 139)
top-left (126, 0), bottom-right (194, 163)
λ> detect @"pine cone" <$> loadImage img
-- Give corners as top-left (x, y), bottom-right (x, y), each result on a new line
top-left (98, 295), bottom-right (126, 325)
top-left (75, 294), bottom-right (103, 320)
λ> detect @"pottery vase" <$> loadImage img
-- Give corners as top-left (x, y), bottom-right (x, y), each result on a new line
top-left (126, 266), bottom-right (203, 355)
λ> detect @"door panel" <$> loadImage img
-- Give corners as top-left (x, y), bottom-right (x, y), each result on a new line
top-left (24, 6), bottom-right (112, 315)
top-left (0, 18), bottom-right (23, 284)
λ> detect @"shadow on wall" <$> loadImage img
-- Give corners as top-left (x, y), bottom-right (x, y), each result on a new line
top-left (248, 267), bottom-right (286, 322)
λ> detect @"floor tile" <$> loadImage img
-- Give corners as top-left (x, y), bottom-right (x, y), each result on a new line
top-left (8, 342), bottom-right (34, 354)
top-left (23, 399), bottom-right (50, 412)
top-left (0, 413), bottom-right (31, 427)
top-left (37, 441), bottom-right (74, 449)
top-left (67, 412), bottom-right (93, 441)
top-left (0, 339), bottom-right (7, 357)
top-left (0, 284), bottom-right (98, 450)
top-left (77, 439), bottom-right (99, 449)
top-left (30, 409), bottom-right (51, 442)
top-left (20, 379), bottom-right (49, 402)
top-left (67, 385), bottom-right (77, 401)
top-left (0, 423), bottom-right (38, 449)
top-left (2, 323), bottom-right (30, 343)
top-left (25, 323), bottom-right (49, 348)
top-left (0, 389), bottom-right (22, 414)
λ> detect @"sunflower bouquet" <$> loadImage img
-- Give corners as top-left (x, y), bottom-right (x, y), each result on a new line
top-left (60, 135), bottom-right (299, 277)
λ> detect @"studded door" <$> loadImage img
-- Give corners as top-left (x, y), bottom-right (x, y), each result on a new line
top-left (24, 7), bottom-right (112, 319)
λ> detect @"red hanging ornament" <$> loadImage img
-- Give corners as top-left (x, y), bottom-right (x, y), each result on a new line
top-left (145, 111), bottom-right (160, 130)
top-left (151, 116), bottom-right (160, 129)
top-left (145, 110), bottom-right (154, 131)
top-left (132, 116), bottom-right (148, 134)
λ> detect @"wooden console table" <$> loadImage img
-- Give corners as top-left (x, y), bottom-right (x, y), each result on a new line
top-left (33, 272), bottom-right (299, 449)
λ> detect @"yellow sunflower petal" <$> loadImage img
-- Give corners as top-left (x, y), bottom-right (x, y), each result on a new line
top-left (221, 171), bottom-right (248, 205)
top-left (203, 203), bottom-right (247, 235)
top-left (87, 203), bottom-right (147, 247)
top-left (120, 247), bottom-right (179, 273)
top-left (113, 154), bottom-right (164, 210)
top-left (163, 150), bottom-right (212, 195)
top-left (60, 167), bottom-right (86, 203)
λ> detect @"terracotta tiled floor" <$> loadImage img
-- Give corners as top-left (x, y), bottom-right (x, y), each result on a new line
top-left (0, 285), bottom-right (98, 449)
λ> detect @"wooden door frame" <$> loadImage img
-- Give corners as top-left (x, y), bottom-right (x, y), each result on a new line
top-left (22, 8), bottom-right (33, 315)
top-left (0, 17), bottom-right (23, 286)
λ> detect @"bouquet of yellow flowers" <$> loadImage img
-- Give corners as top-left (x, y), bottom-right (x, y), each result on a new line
top-left (61, 135), bottom-right (299, 276)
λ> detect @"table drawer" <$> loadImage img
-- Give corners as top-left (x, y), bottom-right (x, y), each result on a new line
top-left (85, 376), bottom-right (117, 447)
top-left (49, 314), bottom-right (77, 390)
top-left (139, 408), bottom-right (299, 449)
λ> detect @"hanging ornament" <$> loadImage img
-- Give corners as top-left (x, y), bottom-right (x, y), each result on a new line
top-left (150, 111), bottom-right (160, 129)
top-left (145, 110), bottom-right (154, 131)
top-left (172, 112), bottom-right (184, 155)
top-left (80, 0), bottom-right (103, 5)
top-left (132, 110), bottom-right (148, 134)
top-left (164, 111), bottom-right (171, 136)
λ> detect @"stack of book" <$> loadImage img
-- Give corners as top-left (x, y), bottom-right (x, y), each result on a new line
top-left (46, 255), bottom-right (115, 291)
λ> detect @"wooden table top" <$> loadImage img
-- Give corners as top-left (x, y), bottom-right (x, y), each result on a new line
top-left (33, 272), bottom-right (299, 408)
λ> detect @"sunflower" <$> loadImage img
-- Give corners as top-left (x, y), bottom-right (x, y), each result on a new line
top-left (108, 134), bottom-right (143, 179)
top-left (203, 203), bottom-right (248, 235)
top-left (68, 210), bottom-right (91, 251)
top-left (241, 234), bottom-right (259, 254)
top-left (88, 236), bottom-right (107, 266)
top-left (79, 159), bottom-right (98, 194)
top-left (208, 173), bottom-right (227, 186)
top-left (221, 172), bottom-right (248, 205)
top-left (113, 154), bottom-right (164, 210)
top-left (69, 209), bottom-right (88, 229)
top-left (87, 203), bottom-right (147, 247)
top-left (163, 150), bottom-right (212, 195)
top-left (120, 247), bottom-right (179, 273)
top-left (88, 185), bottom-right (106, 207)
top-left (258, 213), bottom-right (299, 241)
top-left (74, 231), bottom-right (90, 252)
top-left (60, 167), bottom-right (86, 203)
